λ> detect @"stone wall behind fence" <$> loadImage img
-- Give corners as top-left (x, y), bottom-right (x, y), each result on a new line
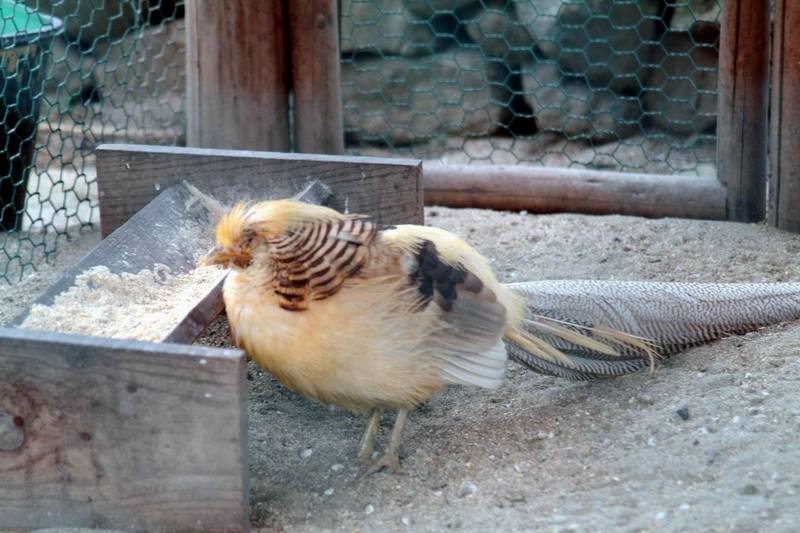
top-left (341, 0), bottom-right (721, 155)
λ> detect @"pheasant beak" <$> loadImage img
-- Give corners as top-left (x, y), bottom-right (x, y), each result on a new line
top-left (201, 246), bottom-right (231, 267)
top-left (201, 246), bottom-right (252, 269)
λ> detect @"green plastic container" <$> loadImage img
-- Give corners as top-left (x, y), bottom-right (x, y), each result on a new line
top-left (0, 1), bottom-right (62, 231)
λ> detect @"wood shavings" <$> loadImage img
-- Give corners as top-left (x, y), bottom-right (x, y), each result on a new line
top-left (180, 181), bottom-right (228, 261)
top-left (20, 264), bottom-right (226, 342)
top-left (183, 180), bottom-right (228, 222)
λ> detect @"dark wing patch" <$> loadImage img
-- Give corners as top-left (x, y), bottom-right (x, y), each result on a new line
top-left (408, 239), bottom-right (509, 388)
top-left (411, 240), bottom-right (490, 312)
top-left (268, 217), bottom-right (377, 310)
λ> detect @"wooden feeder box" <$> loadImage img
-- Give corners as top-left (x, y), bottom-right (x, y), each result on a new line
top-left (0, 144), bottom-right (422, 531)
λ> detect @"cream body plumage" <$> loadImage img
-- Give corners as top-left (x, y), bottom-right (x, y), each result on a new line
top-left (222, 223), bottom-right (518, 414)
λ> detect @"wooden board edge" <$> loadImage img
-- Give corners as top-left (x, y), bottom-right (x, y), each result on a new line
top-left (96, 143), bottom-right (422, 168)
top-left (0, 325), bottom-right (244, 359)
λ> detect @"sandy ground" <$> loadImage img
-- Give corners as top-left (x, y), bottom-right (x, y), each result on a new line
top-left (4, 207), bottom-right (800, 532)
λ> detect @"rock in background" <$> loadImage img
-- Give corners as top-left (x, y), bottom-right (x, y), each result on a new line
top-left (341, 0), bottom-right (519, 146)
top-left (340, 0), bottom-right (437, 57)
top-left (516, 0), bottom-right (661, 95)
top-left (644, 1), bottom-right (720, 135)
top-left (521, 63), bottom-right (643, 143)
top-left (342, 49), bottom-right (507, 146)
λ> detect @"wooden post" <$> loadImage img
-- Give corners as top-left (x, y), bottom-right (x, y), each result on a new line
top-left (185, 0), bottom-right (290, 151)
top-left (287, 0), bottom-right (345, 154)
top-left (716, 0), bottom-right (770, 222)
top-left (769, 0), bottom-right (800, 232)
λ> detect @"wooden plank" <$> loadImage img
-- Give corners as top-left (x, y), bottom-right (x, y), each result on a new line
top-left (0, 327), bottom-right (248, 531)
top-left (287, 0), bottom-right (345, 154)
top-left (424, 164), bottom-right (726, 220)
top-left (716, 0), bottom-right (770, 222)
top-left (96, 144), bottom-right (423, 237)
top-left (185, 0), bottom-right (290, 151)
top-left (768, 0), bottom-right (800, 232)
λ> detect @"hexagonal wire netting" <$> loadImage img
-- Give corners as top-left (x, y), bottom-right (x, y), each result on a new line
top-left (340, 0), bottom-right (719, 171)
top-left (0, 0), bottom-right (184, 283)
top-left (0, 0), bottom-right (719, 284)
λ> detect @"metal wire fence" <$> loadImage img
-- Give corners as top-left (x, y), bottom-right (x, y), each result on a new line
top-left (0, 0), bottom-right (184, 283)
top-left (0, 0), bottom-right (721, 284)
top-left (340, 0), bottom-right (719, 174)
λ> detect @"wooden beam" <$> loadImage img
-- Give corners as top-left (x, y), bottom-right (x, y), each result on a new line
top-left (185, 0), bottom-right (290, 150)
top-left (0, 327), bottom-right (248, 531)
top-left (287, 0), bottom-right (345, 154)
top-left (423, 164), bottom-right (726, 220)
top-left (769, 0), bottom-right (800, 232)
top-left (95, 144), bottom-right (423, 237)
top-left (716, 0), bottom-right (770, 222)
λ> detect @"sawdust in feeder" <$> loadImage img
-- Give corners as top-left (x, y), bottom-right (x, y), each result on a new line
top-left (19, 263), bottom-right (225, 342)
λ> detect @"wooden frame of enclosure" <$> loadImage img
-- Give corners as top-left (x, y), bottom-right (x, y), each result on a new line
top-left (0, 145), bottom-right (423, 531)
top-left (184, 0), bottom-right (797, 227)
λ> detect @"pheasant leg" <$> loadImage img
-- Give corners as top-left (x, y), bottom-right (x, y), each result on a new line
top-left (358, 409), bottom-right (408, 478)
top-left (357, 408), bottom-right (381, 461)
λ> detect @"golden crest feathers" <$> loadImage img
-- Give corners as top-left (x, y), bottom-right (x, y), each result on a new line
top-left (215, 199), bottom-right (344, 246)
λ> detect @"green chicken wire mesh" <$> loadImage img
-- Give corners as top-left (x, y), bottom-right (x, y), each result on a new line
top-left (1, 0), bottom-right (184, 284)
top-left (340, 0), bottom-right (719, 174)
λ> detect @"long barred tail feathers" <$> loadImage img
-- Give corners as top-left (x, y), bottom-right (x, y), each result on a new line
top-left (503, 319), bottom-right (660, 381)
top-left (503, 279), bottom-right (800, 381)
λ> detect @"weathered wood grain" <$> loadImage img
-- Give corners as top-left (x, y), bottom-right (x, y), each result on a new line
top-left (768, 0), bottom-right (800, 232)
top-left (0, 327), bottom-right (247, 531)
top-left (717, 0), bottom-right (770, 222)
top-left (288, 0), bottom-right (345, 154)
top-left (424, 164), bottom-right (727, 220)
top-left (186, 0), bottom-right (290, 151)
top-left (96, 144), bottom-right (423, 237)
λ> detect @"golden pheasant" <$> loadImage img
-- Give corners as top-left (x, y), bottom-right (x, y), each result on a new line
top-left (203, 200), bottom-right (800, 475)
